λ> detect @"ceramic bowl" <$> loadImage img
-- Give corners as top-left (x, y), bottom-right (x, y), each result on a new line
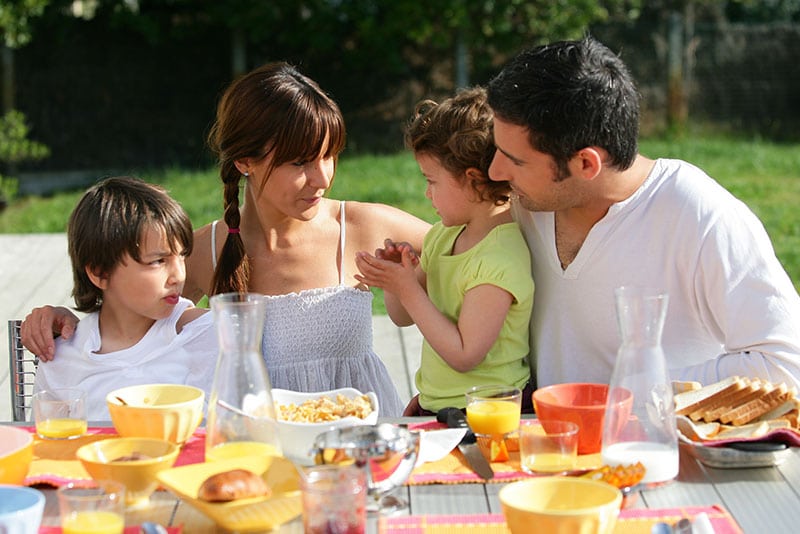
top-left (272, 388), bottom-right (379, 466)
top-left (106, 384), bottom-right (204, 445)
top-left (499, 477), bottom-right (622, 534)
top-left (76, 437), bottom-right (179, 507)
top-left (533, 383), bottom-right (632, 454)
top-left (0, 485), bottom-right (45, 534)
top-left (157, 455), bottom-right (301, 532)
top-left (0, 426), bottom-right (34, 485)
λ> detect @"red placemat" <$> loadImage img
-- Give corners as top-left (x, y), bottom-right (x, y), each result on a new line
top-left (379, 505), bottom-right (743, 534)
top-left (23, 426), bottom-right (206, 487)
top-left (407, 421), bottom-right (602, 486)
top-left (40, 526), bottom-right (182, 534)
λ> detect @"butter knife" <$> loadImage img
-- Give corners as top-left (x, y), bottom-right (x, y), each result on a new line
top-left (437, 407), bottom-right (494, 480)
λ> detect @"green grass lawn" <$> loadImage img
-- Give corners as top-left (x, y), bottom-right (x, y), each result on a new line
top-left (2, 134), bottom-right (799, 313)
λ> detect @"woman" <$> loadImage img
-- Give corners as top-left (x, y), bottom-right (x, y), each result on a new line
top-left (22, 62), bottom-right (430, 416)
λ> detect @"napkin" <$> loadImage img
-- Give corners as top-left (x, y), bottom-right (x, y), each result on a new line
top-left (414, 428), bottom-right (467, 467)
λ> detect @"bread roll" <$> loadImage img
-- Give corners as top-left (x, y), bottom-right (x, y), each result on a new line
top-left (198, 469), bottom-right (271, 502)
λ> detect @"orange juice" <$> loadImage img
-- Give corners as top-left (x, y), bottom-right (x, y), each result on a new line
top-left (466, 400), bottom-right (520, 436)
top-left (62, 511), bottom-right (124, 534)
top-left (206, 441), bottom-right (279, 462)
top-left (36, 418), bottom-right (88, 439)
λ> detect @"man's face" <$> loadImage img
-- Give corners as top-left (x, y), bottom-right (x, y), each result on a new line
top-left (489, 117), bottom-right (581, 212)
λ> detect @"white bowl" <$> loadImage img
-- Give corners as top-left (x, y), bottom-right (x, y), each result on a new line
top-left (0, 485), bottom-right (45, 534)
top-left (272, 388), bottom-right (379, 466)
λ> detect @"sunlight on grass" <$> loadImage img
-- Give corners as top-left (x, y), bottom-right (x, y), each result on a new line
top-left (2, 135), bottom-right (799, 308)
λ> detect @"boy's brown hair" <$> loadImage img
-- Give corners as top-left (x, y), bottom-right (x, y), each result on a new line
top-left (68, 176), bottom-right (193, 312)
top-left (405, 86), bottom-right (510, 205)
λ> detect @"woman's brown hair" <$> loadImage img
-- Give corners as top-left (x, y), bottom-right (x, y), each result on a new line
top-left (207, 62), bottom-right (346, 295)
top-left (405, 86), bottom-right (509, 205)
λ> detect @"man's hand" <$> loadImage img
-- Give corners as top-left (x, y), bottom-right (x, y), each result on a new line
top-left (20, 305), bottom-right (79, 361)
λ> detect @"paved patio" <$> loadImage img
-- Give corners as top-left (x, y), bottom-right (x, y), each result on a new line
top-left (0, 234), bottom-right (422, 421)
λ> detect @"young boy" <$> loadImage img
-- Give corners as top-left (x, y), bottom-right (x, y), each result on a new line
top-left (355, 87), bottom-right (534, 415)
top-left (34, 177), bottom-right (217, 419)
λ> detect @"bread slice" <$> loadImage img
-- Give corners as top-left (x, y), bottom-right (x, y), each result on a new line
top-left (719, 383), bottom-right (792, 425)
top-left (695, 379), bottom-right (770, 422)
top-left (674, 376), bottom-right (744, 416)
top-left (752, 397), bottom-right (799, 424)
top-left (715, 421), bottom-right (770, 440)
top-left (676, 415), bottom-right (720, 441)
top-left (672, 380), bottom-right (702, 395)
top-left (690, 378), bottom-right (761, 422)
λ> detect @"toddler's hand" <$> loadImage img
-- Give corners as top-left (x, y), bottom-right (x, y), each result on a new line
top-left (375, 238), bottom-right (419, 266)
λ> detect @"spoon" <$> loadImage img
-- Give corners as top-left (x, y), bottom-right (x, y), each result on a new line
top-left (115, 396), bottom-right (128, 405)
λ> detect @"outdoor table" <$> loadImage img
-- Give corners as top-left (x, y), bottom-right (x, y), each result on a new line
top-left (25, 418), bottom-right (800, 532)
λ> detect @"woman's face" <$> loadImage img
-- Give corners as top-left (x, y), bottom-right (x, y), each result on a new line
top-left (249, 142), bottom-right (336, 221)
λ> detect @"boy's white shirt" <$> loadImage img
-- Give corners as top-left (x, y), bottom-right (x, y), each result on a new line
top-left (513, 158), bottom-right (800, 390)
top-left (34, 297), bottom-right (217, 420)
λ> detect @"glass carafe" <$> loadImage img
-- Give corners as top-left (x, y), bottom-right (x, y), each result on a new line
top-left (601, 286), bottom-right (678, 485)
top-left (206, 292), bottom-right (282, 461)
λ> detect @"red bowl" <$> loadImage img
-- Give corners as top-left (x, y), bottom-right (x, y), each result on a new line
top-left (533, 383), bottom-right (631, 455)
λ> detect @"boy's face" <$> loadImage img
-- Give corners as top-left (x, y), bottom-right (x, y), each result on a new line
top-left (96, 225), bottom-right (187, 323)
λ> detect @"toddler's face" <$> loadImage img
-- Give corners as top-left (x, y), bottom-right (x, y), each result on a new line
top-left (416, 153), bottom-right (473, 227)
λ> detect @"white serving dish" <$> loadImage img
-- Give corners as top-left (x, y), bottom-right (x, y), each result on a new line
top-left (272, 388), bottom-right (379, 466)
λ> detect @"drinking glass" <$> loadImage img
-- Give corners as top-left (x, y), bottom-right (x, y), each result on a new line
top-left (519, 420), bottom-right (579, 474)
top-left (465, 385), bottom-right (522, 439)
top-left (302, 464), bottom-right (367, 534)
top-left (33, 388), bottom-right (87, 440)
top-left (57, 480), bottom-right (125, 534)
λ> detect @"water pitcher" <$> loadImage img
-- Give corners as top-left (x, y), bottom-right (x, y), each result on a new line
top-left (601, 286), bottom-right (678, 484)
top-left (206, 292), bottom-right (282, 461)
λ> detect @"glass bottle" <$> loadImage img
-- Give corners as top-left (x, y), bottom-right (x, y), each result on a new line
top-left (601, 286), bottom-right (678, 485)
top-left (205, 292), bottom-right (282, 461)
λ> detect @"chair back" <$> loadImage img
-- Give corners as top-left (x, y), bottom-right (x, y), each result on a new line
top-left (8, 320), bottom-right (38, 422)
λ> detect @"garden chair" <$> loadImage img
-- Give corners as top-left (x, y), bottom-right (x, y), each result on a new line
top-left (8, 319), bottom-right (38, 422)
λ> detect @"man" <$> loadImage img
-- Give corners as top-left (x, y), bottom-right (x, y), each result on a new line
top-left (486, 36), bottom-right (800, 389)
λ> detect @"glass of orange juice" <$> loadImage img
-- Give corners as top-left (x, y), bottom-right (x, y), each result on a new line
top-left (57, 480), bottom-right (125, 534)
top-left (33, 388), bottom-right (88, 440)
top-left (465, 385), bottom-right (522, 439)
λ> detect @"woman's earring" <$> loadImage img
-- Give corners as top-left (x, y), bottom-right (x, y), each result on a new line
top-left (244, 171), bottom-right (250, 177)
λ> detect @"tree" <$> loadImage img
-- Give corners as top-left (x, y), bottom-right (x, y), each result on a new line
top-left (0, 0), bottom-right (51, 206)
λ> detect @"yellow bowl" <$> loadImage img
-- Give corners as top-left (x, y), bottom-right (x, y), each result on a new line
top-left (157, 455), bottom-right (301, 532)
top-left (76, 437), bottom-right (179, 507)
top-left (106, 384), bottom-right (204, 445)
top-left (499, 477), bottom-right (622, 534)
top-left (0, 426), bottom-right (33, 485)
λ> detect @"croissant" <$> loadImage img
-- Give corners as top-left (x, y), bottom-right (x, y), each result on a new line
top-left (197, 469), bottom-right (271, 502)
